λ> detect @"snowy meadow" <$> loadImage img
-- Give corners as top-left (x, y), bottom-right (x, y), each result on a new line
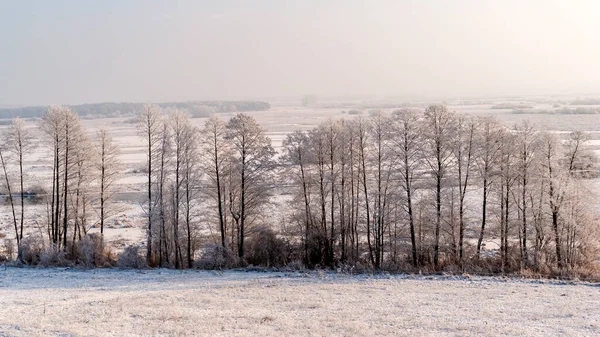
top-left (0, 268), bottom-right (599, 337)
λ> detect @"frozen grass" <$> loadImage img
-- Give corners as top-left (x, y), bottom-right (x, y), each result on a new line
top-left (0, 268), bottom-right (599, 336)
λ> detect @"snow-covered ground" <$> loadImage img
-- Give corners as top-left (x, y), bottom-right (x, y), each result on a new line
top-left (0, 268), bottom-right (598, 336)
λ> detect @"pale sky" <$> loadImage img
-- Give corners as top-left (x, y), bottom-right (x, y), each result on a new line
top-left (1, 0), bottom-right (600, 106)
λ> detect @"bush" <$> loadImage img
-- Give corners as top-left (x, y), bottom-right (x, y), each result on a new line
top-left (117, 245), bottom-right (147, 269)
top-left (40, 248), bottom-right (71, 267)
top-left (2, 239), bottom-right (14, 262)
top-left (20, 235), bottom-right (45, 265)
top-left (284, 260), bottom-right (305, 271)
top-left (246, 228), bottom-right (289, 268)
top-left (76, 234), bottom-right (109, 268)
top-left (195, 244), bottom-right (238, 270)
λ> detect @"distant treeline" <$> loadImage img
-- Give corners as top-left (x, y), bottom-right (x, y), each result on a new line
top-left (0, 101), bottom-right (271, 119)
top-left (511, 106), bottom-right (600, 115)
top-left (490, 103), bottom-right (534, 110)
top-left (570, 98), bottom-right (600, 105)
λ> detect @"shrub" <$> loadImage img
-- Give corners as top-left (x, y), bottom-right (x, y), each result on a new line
top-left (285, 260), bottom-right (305, 271)
top-left (195, 244), bottom-right (238, 270)
top-left (2, 239), bottom-right (14, 261)
top-left (76, 234), bottom-right (108, 268)
top-left (246, 228), bottom-right (289, 268)
top-left (117, 245), bottom-right (147, 269)
top-left (20, 235), bottom-right (45, 265)
top-left (40, 248), bottom-right (71, 267)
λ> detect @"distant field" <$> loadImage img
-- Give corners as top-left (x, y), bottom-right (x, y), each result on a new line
top-left (0, 268), bottom-right (598, 336)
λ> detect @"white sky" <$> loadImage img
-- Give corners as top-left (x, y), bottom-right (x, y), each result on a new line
top-left (1, 0), bottom-right (600, 105)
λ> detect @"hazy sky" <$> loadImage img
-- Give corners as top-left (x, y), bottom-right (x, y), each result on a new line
top-left (1, 0), bottom-right (600, 105)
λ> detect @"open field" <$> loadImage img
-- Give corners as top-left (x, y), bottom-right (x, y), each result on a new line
top-left (0, 268), bottom-right (598, 336)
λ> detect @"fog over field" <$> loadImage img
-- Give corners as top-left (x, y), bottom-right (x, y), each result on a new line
top-left (2, 1), bottom-right (600, 105)
top-left (2, 1), bottom-right (600, 336)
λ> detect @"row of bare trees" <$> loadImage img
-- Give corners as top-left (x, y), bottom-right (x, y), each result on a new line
top-left (138, 106), bottom-right (276, 268)
top-left (137, 104), bottom-right (598, 273)
top-left (3, 104), bottom-right (597, 275)
top-left (281, 106), bottom-right (599, 273)
top-left (1, 107), bottom-right (122, 261)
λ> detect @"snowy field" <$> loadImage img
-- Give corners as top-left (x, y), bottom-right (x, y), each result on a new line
top-left (0, 268), bottom-right (599, 336)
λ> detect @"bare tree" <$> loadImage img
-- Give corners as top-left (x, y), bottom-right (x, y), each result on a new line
top-left (564, 131), bottom-right (595, 178)
top-left (355, 117), bottom-right (375, 266)
top-left (166, 109), bottom-right (199, 268)
top-left (182, 122), bottom-right (200, 268)
top-left (367, 111), bottom-right (394, 269)
top-left (454, 116), bottom-right (476, 266)
top-left (136, 104), bottom-right (162, 264)
top-left (57, 109), bottom-right (84, 250)
top-left (40, 106), bottom-right (66, 247)
top-left (168, 109), bottom-right (191, 268)
top-left (324, 119), bottom-right (341, 265)
top-left (6, 118), bottom-right (34, 251)
top-left (422, 105), bottom-right (455, 269)
top-left (562, 131), bottom-right (594, 268)
top-left (225, 113), bottom-right (275, 259)
top-left (308, 124), bottom-right (332, 265)
top-left (540, 132), bottom-right (567, 269)
top-left (61, 108), bottom-right (83, 250)
top-left (156, 120), bottom-right (171, 266)
top-left (39, 106), bottom-right (83, 251)
top-left (336, 119), bottom-right (359, 263)
top-left (201, 116), bottom-right (230, 249)
top-left (282, 130), bottom-right (313, 265)
top-left (345, 120), bottom-right (361, 262)
top-left (94, 129), bottom-right (121, 235)
top-left (71, 129), bottom-right (94, 245)
top-left (498, 131), bottom-right (517, 271)
top-left (0, 142), bottom-right (18, 256)
top-left (514, 121), bottom-right (538, 266)
top-left (474, 117), bottom-right (503, 257)
top-left (391, 109), bottom-right (423, 268)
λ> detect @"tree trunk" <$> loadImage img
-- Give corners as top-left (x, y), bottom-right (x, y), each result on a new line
top-left (63, 125), bottom-right (69, 251)
top-left (0, 148), bottom-right (19, 254)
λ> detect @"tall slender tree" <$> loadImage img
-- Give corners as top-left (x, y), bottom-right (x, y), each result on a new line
top-left (475, 117), bottom-right (503, 257)
top-left (454, 116), bottom-right (476, 267)
top-left (422, 105), bottom-right (455, 269)
top-left (94, 128), bottom-right (121, 236)
top-left (391, 109), bottom-right (423, 268)
top-left (201, 116), bottom-right (230, 249)
top-left (6, 118), bottom-right (34, 253)
top-left (515, 121), bottom-right (538, 266)
top-left (225, 113), bottom-right (275, 259)
top-left (282, 130), bottom-right (313, 265)
top-left (136, 104), bottom-right (162, 264)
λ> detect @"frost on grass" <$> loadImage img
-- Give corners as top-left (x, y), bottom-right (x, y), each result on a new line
top-left (0, 268), bottom-right (599, 337)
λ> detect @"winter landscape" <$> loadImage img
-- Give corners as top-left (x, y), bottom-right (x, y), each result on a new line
top-left (2, 1), bottom-right (600, 336)
top-left (0, 96), bottom-right (598, 337)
